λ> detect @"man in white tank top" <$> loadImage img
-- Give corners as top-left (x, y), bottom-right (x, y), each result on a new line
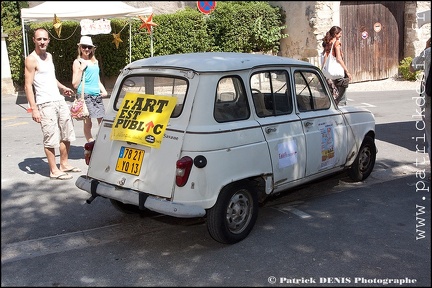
top-left (24, 28), bottom-right (80, 180)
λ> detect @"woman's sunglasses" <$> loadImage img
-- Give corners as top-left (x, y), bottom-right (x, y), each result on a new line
top-left (80, 45), bottom-right (93, 50)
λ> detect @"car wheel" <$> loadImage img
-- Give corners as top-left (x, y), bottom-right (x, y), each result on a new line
top-left (206, 182), bottom-right (258, 244)
top-left (348, 135), bottom-right (376, 181)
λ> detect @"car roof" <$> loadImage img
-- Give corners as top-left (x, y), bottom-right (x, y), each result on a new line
top-left (125, 52), bottom-right (314, 72)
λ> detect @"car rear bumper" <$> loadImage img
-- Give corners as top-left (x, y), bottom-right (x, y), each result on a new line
top-left (75, 175), bottom-right (206, 218)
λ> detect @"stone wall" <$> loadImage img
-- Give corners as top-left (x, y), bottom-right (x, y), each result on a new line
top-left (272, 1), bottom-right (337, 60)
top-left (405, 1), bottom-right (431, 57)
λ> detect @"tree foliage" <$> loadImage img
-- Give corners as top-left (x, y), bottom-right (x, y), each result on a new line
top-left (1, 1), bottom-right (28, 30)
top-left (398, 57), bottom-right (420, 81)
top-left (207, 1), bottom-right (287, 53)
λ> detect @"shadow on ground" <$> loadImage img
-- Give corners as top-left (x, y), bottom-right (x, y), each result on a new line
top-left (18, 145), bottom-right (84, 177)
top-left (376, 121), bottom-right (424, 151)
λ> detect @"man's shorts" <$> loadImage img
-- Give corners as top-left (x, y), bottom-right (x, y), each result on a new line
top-left (38, 100), bottom-right (76, 148)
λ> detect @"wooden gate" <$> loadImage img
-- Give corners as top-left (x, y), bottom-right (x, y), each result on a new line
top-left (340, 1), bottom-right (405, 82)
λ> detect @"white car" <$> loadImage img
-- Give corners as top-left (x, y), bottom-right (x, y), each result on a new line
top-left (76, 52), bottom-right (376, 244)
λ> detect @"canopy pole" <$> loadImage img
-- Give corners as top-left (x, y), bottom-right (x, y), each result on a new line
top-left (21, 19), bottom-right (31, 112)
top-left (129, 20), bottom-right (132, 63)
top-left (150, 26), bottom-right (153, 57)
top-left (21, 19), bottom-right (28, 58)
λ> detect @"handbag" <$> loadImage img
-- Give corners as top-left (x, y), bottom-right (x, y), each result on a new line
top-left (70, 70), bottom-right (89, 120)
top-left (334, 76), bottom-right (350, 88)
top-left (322, 42), bottom-right (345, 80)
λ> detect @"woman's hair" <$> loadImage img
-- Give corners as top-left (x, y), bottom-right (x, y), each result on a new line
top-left (321, 26), bottom-right (342, 54)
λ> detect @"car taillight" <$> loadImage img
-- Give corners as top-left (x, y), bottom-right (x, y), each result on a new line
top-left (175, 156), bottom-right (193, 187)
top-left (84, 141), bottom-right (95, 165)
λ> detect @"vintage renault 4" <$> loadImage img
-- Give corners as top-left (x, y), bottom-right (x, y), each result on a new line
top-left (76, 52), bottom-right (376, 244)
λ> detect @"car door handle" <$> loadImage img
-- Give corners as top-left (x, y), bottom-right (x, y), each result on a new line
top-left (265, 127), bottom-right (277, 134)
top-left (304, 121), bottom-right (313, 127)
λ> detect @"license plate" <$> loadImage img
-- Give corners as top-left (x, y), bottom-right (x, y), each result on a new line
top-left (116, 147), bottom-right (144, 176)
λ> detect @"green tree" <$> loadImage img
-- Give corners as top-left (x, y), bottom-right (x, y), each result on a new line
top-left (1, 1), bottom-right (28, 31)
top-left (207, 1), bottom-right (287, 53)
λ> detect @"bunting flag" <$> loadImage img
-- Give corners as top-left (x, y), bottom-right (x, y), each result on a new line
top-left (112, 32), bottom-right (123, 49)
top-left (138, 14), bottom-right (157, 34)
top-left (53, 14), bottom-right (62, 37)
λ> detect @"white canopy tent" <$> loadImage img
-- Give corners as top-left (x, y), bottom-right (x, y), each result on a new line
top-left (21, 1), bottom-right (153, 61)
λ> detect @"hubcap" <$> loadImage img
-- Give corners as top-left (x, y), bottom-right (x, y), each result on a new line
top-left (226, 192), bottom-right (252, 234)
top-left (359, 146), bottom-right (372, 172)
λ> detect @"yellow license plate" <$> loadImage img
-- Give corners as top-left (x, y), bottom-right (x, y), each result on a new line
top-left (115, 147), bottom-right (144, 176)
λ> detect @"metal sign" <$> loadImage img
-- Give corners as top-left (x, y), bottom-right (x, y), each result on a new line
top-left (373, 22), bottom-right (382, 33)
top-left (197, 1), bottom-right (216, 15)
top-left (417, 9), bottom-right (431, 28)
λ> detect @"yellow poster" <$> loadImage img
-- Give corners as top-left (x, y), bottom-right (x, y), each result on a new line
top-left (111, 92), bottom-right (177, 148)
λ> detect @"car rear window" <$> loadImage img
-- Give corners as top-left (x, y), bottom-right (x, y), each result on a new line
top-left (115, 75), bottom-right (188, 118)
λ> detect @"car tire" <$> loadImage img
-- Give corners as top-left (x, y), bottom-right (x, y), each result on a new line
top-left (206, 182), bottom-right (258, 244)
top-left (348, 135), bottom-right (376, 181)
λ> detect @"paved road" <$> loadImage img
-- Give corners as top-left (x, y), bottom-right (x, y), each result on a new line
top-left (1, 88), bottom-right (430, 286)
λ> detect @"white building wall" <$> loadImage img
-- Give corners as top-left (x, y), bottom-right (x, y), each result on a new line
top-left (1, 27), bottom-right (15, 95)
